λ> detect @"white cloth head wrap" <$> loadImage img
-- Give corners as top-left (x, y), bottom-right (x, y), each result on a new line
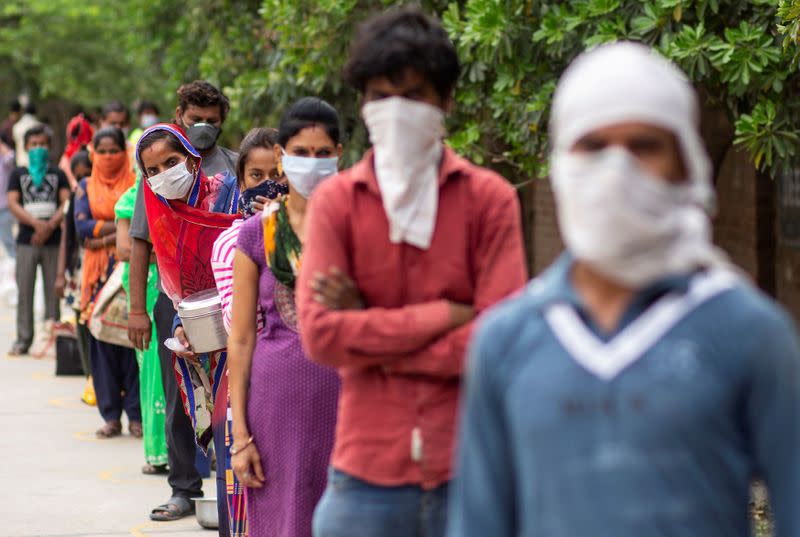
top-left (550, 41), bottom-right (713, 208)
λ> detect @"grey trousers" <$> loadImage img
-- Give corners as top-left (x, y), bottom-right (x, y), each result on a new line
top-left (15, 243), bottom-right (60, 346)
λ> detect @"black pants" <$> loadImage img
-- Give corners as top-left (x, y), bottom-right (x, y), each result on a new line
top-left (155, 292), bottom-right (203, 499)
top-left (90, 335), bottom-right (140, 423)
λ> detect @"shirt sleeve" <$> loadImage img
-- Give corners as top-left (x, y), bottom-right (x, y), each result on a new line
top-left (129, 181), bottom-right (150, 241)
top-left (297, 187), bottom-right (458, 370)
top-left (56, 169), bottom-right (70, 192)
top-left (386, 184), bottom-right (529, 378)
top-left (747, 306), bottom-right (800, 537)
top-left (7, 168), bottom-right (21, 194)
top-left (447, 322), bottom-right (517, 537)
top-left (73, 179), bottom-right (97, 240)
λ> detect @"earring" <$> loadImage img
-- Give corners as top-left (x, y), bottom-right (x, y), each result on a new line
top-left (277, 160), bottom-right (283, 176)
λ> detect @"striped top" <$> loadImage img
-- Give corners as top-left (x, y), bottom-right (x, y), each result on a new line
top-left (211, 218), bottom-right (265, 333)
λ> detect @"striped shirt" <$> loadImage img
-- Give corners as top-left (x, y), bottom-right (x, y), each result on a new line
top-left (211, 219), bottom-right (265, 333)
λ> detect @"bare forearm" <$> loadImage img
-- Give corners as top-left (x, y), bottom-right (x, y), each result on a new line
top-left (228, 339), bottom-right (255, 440)
top-left (129, 238), bottom-right (151, 313)
top-left (56, 224), bottom-right (67, 276)
top-left (8, 200), bottom-right (39, 228)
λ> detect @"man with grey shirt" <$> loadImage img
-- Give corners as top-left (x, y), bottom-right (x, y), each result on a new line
top-left (127, 81), bottom-right (237, 523)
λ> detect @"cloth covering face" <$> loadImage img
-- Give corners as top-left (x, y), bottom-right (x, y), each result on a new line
top-left (549, 41), bottom-right (712, 206)
top-left (362, 97), bottom-right (445, 250)
top-left (548, 42), bottom-right (727, 285)
top-left (79, 148), bottom-right (136, 316)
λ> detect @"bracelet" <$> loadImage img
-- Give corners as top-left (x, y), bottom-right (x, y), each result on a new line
top-left (129, 311), bottom-right (149, 318)
top-left (230, 435), bottom-right (254, 456)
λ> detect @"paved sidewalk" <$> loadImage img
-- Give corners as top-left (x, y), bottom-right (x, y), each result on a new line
top-left (1, 327), bottom-right (215, 537)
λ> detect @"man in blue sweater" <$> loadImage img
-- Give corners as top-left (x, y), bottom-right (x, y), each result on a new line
top-left (448, 42), bottom-right (800, 537)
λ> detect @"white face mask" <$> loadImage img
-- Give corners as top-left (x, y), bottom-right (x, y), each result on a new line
top-left (147, 159), bottom-right (196, 200)
top-left (281, 152), bottom-right (338, 198)
top-left (362, 97), bottom-right (445, 250)
top-left (551, 147), bottom-right (718, 287)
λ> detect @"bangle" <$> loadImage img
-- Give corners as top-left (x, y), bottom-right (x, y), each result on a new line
top-left (230, 435), bottom-right (254, 456)
top-left (129, 311), bottom-right (149, 318)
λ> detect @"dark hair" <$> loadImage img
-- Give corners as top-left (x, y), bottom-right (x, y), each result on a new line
top-left (136, 129), bottom-right (190, 171)
top-left (343, 7), bottom-right (460, 99)
top-left (137, 100), bottom-right (160, 116)
top-left (9, 100), bottom-right (21, 113)
top-left (24, 124), bottom-right (50, 147)
top-left (237, 128), bottom-right (279, 183)
top-left (24, 103), bottom-right (36, 115)
top-left (101, 100), bottom-right (129, 121)
top-left (277, 97), bottom-right (341, 147)
top-left (177, 80), bottom-right (230, 122)
top-left (93, 127), bottom-right (126, 151)
top-left (70, 150), bottom-right (92, 174)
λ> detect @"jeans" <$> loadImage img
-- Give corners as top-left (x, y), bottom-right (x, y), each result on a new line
top-left (0, 208), bottom-right (16, 259)
top-left (313, 468), bottom-right (450, 537)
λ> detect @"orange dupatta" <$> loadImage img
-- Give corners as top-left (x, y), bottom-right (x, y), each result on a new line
top-left (79, 151), bottom-right (136, 316)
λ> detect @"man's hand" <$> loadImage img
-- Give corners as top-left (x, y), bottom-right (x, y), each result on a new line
top-left (128, 310), bottom-right (152, 350)
top-left (311, 266), bottom-right (364, 310)
top-left (173, 326), bottom-right (200, 363)
top-left (30, 220), bottom-right (51, 246)
top-left (55, 274), bottom-right (66, 299)
top-left (448, 302), bottom-right (475, 329)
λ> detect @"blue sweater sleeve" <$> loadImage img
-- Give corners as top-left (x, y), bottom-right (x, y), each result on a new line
top-left (447, 319), bottom-right (517, 537)
top-left (747, 307), bottom-right (800, 537)
top-left (73, 179), bottom-right (97, 240)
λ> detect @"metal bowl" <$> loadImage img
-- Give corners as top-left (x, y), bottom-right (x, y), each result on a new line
top-left (195, 497), bottom-right (219, 529)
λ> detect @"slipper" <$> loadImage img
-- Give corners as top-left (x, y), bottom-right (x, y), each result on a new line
top-left (96, 420), bottom-right (122, 439)
top-left (142, 463), bottom-right (169, 475)
top-left (129, 421), bottom-right (144, 438)
top-left (150, 496), bottom-right (196, 521)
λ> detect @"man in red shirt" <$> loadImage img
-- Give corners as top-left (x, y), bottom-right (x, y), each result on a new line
top-left (297, 7), bottom-right (528, 537)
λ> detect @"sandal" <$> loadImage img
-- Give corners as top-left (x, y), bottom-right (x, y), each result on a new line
top-left (129, 421), bottom-right (143, 438)
top-left (8, 342), bottom-right (29, 356)
top-left (96, 420), bottom-right (122, 439)
top-left (150, 496), bottom-right (196, 521)
top-left (142, 463), bottom-right (169, 475)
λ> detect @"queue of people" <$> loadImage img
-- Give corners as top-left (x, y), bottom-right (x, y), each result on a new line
top-left (6, 5), bottom-right (800, 537)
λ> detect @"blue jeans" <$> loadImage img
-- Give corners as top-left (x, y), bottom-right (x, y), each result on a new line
top-left (0, 208), bottom-right (15, 259)
top-left (313, 468), bottom-right (449, 537)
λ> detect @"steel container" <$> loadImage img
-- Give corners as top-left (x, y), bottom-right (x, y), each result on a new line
top-left (178, 289), bottom-right (227, 353)
top-left (195, 497), bottom-right (219, 529)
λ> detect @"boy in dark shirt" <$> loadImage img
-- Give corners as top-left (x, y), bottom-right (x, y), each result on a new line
top-left (7, 124), bottom-right (71, 355)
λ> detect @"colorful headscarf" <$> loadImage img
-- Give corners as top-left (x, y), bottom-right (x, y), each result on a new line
top-left (64, 114), bottom-right (94, 160)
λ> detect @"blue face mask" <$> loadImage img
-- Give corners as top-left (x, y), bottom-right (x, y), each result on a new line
top-left (238, 179), bottom-right (289, 217)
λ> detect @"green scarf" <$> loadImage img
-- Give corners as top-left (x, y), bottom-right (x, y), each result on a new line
top-left (28, 147), bottom-right (49, 189)
top-left (263, 198), bottom-right (302, 288)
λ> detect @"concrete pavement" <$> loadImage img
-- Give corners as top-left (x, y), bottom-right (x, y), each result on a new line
top-left (1, 319), bottom-right (216, 537)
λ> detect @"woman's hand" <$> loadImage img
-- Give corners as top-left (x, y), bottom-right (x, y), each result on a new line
top-left (311, 266), bottom-right (364, 310)
top-left (231, 441), bottom-right (265, 488)
top-left (252, 195), bottom-right (269, 213)
top-left (128, 311), bottom-right (152, 350)
top-left (84, 237), bottom-right (104, 250)
top-left (173, 326), bottom-right (199, 363)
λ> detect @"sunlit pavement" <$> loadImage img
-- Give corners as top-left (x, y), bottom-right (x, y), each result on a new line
top-left (2, 274), bottom-right (215, 537)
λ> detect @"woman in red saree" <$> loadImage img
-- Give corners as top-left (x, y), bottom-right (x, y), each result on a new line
top-left (135, 124), bottom-right (241, 535)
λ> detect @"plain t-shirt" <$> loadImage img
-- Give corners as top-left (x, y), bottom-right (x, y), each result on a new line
top-left (7, 166), bottom-right (69, 246)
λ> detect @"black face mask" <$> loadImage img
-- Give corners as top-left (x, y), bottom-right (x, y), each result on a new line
top-left (185, 122), bottom-right (221, 151)
top-left (238, 179), bottom-right (289, 217)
